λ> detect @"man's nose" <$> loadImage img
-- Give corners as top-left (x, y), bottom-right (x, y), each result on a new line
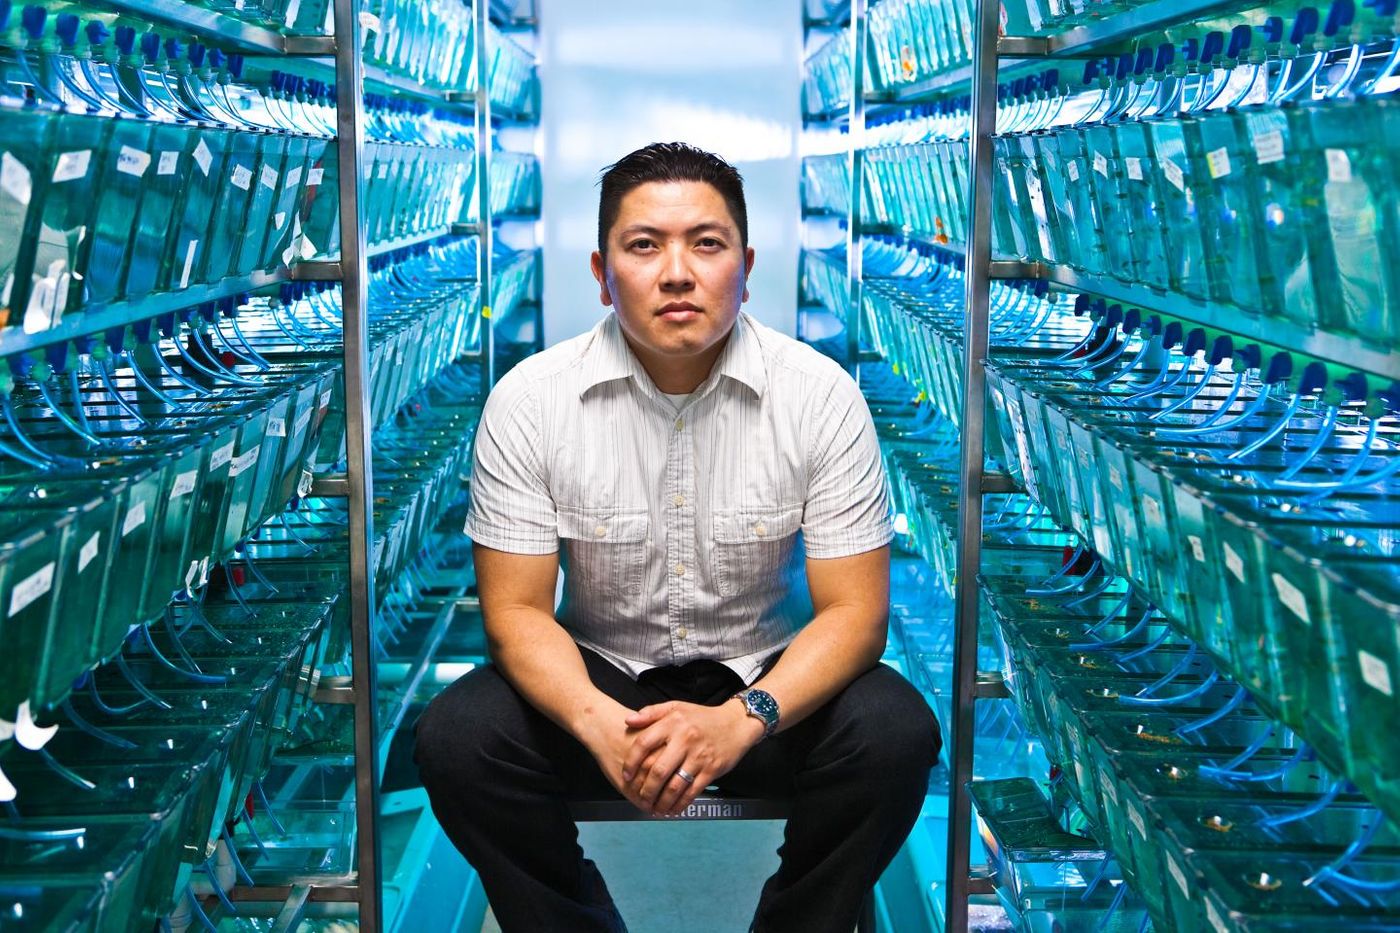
top-left (660, 246), bottom-right (695, 290)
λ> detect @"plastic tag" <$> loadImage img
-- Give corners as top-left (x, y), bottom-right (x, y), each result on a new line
top-left (1141, 495), bottom-right (1162, 525)
top-left (1326, 149), bottom-right (1352, 184)
top-left (320, 389), bottom-right (332, 409)
top-left (1167, 853), bottom-right (1190, 898)
top-left (53, 149), bottom-right (91, 183)
top-left (230, 448), bottom-right (260, 477)
top-left (1125, 157), bottom-right (1144, 181)
top-left (122, 500), bottom-right (147, 536)
top-left (274, 211), bottom-right (287, 230)
top-left (1188, 535), bottom-right (1206, 563)
top-left (1108, 465), bottom-right (1123, 490)
top-left (1222, 542), bottom-right (1245, 582)
top-left (1162, 158), bottom-right (1185, 192)
top-left (1270, 573), bottom-right (1310, 625)
top-left (360, 11), bottom-right (380, 30)
top-left (172, 469), bottom-right (199, 498)
top-left (15, 702), bottom-right (56, 751)
top-left (286, 165), bottom-right (303, 188)
top-left (158, 151), bottom-right (180, 175)
top-left (285, 0), bottom-right (302, 25)
top-left (180, 239), bottom-right (198, 289)
top-left (260, 164), bottom-right (279, 190)
top-left (211, 440), bottom-right (235, 471)
top-left (1360, 651), bottom-right (1393, 696)
top-left (1, 152), bottom-right (31, 206)
top-left (1067, 160), bottom-right (1080, 182)
top-left (231, 164), bottom-right (253, 190)
top-left (78, 532), bottom-right (100, 573)
top-left (1206, 899), bottom-right (1230, 933)
top-left (1206, 147), bottom-right (1231, 179)
top-left (307, 167), bottom-right (325, 186)
top-left (267, 416), bottom-right (287, 438)
top-left (1129, 803), bottom-right (1147, 840)
top-left (1098, 769), bottom-right (1118, 805)
top-left (294, 406), bottom-right (313, 437)
top-left (193, 139), bottom-right (213, 176)
top-left (8, 562), bottom-right (54, 616)
top-left (1093, 151), bottom-right (1108, 177)
top-left (116, 145), bottom-right (151, 178)
top-left (1252, 130), bottom-right (1285, 165)
top-left (0, 765), bottom-right (14, 802)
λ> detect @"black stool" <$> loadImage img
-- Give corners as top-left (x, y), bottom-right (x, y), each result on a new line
top-left (568, 793), bottom-right (878, 932)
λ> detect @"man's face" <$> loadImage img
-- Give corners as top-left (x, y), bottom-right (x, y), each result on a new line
top-left (591, 180), bottom-right (756, 375)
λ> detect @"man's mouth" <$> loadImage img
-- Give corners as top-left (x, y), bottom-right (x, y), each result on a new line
top-left (657, 302), bottom-right (701, 322)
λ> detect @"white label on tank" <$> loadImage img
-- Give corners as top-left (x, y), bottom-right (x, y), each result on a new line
top-left (185, 559), bottom-right (201, 591)
top-left (1126, 157), bottom-right (1144, 181)
top-left (1326, 149), bottom-right (1353, 184)
top-left (1, 153), bottom-right (31, 205)
top-left (1067, 160), bottom-right (1080, 182)
top-left (359, 11), bottom-right (380, 30)
top-left (1098, 769), bottom-right (1119, 805)
top-left (1129, 803), bottom-right (1147, 840)
top-left (307, 167), bottom-right (325, 186)
top-left (1108, 465), bottom-right (1123, 490)
top-left (274, 212), bottom-right (287, 230)
top-left (172, 469), bottom-right (199, 498)
top-left (1360, 651), bottom-right (1393, 697)
top-left (1222, 542), bottom-right (1246, 582)
top-left (1206, 899), bottom-right (1230, 933)
top-left (1141, 495), bottom-right (1162, 525)
top-left (180, 239), bottom-right (198, 289)
top-left (294, 406), bottom-right (313, 437)
top-left (230, 447), bottom-right (260, 477)
top-left (260, 165), bottom-right (278, 190)
top-left (122, 500), bottom-right (147, 536)
top-left (8, 563), bottom-right (55, 617)
top-left (286, 165), bottom-right (302, 188)
top-left (211, 440), bottom-right (236, 471)
top-left (284, 0), bottom-right (302, 25)
top-left (1168, 853), bottom-right (1190, 898)
top-left (193, 139), bottom-right (213, 176)
top-left (377, 162), bottom-right (389, 179)
top-left (1162, 158), bottom-right (1185, 192)
top-left (53, 150), bottom-right (91, 183)
top-left (1188, 535), bottom-right (1206, 563)
top-left (78, 532), bottom-right (101, 573)
top-left (1271, 573), bottom-right (1310, 625)
top-left (319, 389), bottom-right (332, 409)
top-left (1252, 130), bottom-right (1285, 165)
top-left (267, 416), bottom-right (287, 437)
top-left (116, 145), bottom-right (151, 177)
top-left (158, 151), bottom-right (180, 175)
top-left (1093, 151), bottom-right (1108, 177)
top-left (231, 164), bottom-right (253, 190)
top-left (1206, 147), bottom-right (1231, 179)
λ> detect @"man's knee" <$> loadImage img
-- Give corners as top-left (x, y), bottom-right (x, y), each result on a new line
top-left (413, 664), bottom-right (518, 788)
top-left (837, 666), bottom-right (942, 780)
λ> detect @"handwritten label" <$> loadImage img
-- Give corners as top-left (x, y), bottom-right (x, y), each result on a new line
top-left (53, 149), bottom-right (91, 183)
top-left (8, 563), bottom-right (55, 617)
top-left (294, 406), bottom-right (313, 437)
top-left (359, 10), bottom-right (380, 30)
top-left (1206, 899), bottom-right (1230, 933)
top-left (286, 165), bottom-right (302, 188)
top-left (1222, 542), bottom-right (1246, 582)
top-left (1126, 156), bottom-right (1144, 181)
top-left (193, 139), bottom-right (213, 176)
top-left (1188, 535), bottom-right (1206, 563)
top-left (1108, 465), bottom-right (1123, 490)
top-left (307, 167), bottom-right (325, 186)
top-left (1129, 803), bottom-right (1147, 840)
top-left (1360, 651), bottom-right (1393, 697)
top-left (231, 164), bottom-right (253, 190)
top-left (1252, 129), bottom-right (1285, 165)
top-left (319, 389), bottom-right (332, 409)
top-left (1, 153), bottom-right (31, 205)
top-left (1093, 151), bottom-right (1108, 177)
top-left (1168, 853), bottom-right (1190, 898)
top-left (1142, 495), bottom-right (1162, 525)
top-left (267, 416), bottom-right (287, 438)
top-left (1206, 147), bottom-right (1231, 179)
top-left (1326, 149), bottom-right (1352, 184)
top-left (1098, 769), bottom-right (1119, 805)
top-left (1271, 572), bottom-right (1310, 625)
top-left (260, 164), bottom-right (279, 190)
top-left (158, 151), bottom-right (180, 175)
top-left (1162, 158), bottom-right (1185, 192)
top-left (78, 532), bottom-right (101, 573)
top-left (229, 448), bottom-right (260, 478)
top-left (172, 469), bottom-right (199, 498)
top-left (116, 145), bottom-right (151, 177)
top-left (1067, 160), bottom-right (1080, 182)
top-left (180, 239), bottom-right (198, 289)
top-left (211, 440), bottom-right (236, 471)
top-left (123, 500), bottom-right (148, 536)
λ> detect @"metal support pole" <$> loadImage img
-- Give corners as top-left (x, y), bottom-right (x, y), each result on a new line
top-left (330, 0), bottom-right (382, 926)
top-left (944, 0), bottom-right (1000, 929)
top-left (476, 0), bottom-right (496, 392)
top-left (843, 0), bottom-right (867, 377)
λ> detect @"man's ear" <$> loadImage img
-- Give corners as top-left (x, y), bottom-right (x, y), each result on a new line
top-left (742, 246), bottom-right (756, 303)
top-left (590, 250), bottom-right (613, 307)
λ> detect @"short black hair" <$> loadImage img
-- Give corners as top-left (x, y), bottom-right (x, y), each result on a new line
top-left (597, 142), bottom-right (748, 254)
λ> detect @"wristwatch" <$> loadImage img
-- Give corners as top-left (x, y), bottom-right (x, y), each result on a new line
top-left (733, 688), bottom-right (780, 739)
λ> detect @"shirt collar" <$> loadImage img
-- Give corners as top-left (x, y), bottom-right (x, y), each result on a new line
top-left (579, 312), bottom-right (768, 401)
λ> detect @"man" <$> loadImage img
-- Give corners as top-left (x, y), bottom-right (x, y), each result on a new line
top-left (414, 143), bottom-right (940, 933)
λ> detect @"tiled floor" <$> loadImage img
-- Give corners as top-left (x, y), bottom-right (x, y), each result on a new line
top-left (480, 820), bottom-right (786, 933)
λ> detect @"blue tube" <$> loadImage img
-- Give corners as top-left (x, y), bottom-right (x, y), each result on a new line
top-left (1174, 686), bottom-right (1247, 737)
top-left (1121, 670), bottom-right (1220, 707)
top-left (1155, 371), bottom-right (1249, 435)
top-left (96, 359), bottom-right (148, 424)
top-left (35, 378), bottom-right (102, 446)
top-left (2, 396), bottom-right (85, 469)
top-left (1276, 404), bottom-right (1339, 481)
top-left (37, 748), bottom-right (95, 791)
top-left (139, 622), bottom-right (227, 684)
top-left (1148, 364), bottom-right (1216, 421)
top-left (1258, 778), bottom-right (1346, 829)
top-left (60, 697), bottom-right (137, 749)
top-left (1114, 625), bottom-right (1174, 663)
top-left (120, 351), bottom-right (182, 409)
top-left (226, 315), bottom-right (272, 370)
top-left (1225, 391), bottom-right (1303, 461)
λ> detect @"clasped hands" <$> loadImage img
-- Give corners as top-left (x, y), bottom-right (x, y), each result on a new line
top-left (584, 697), bottom-right (766, 817)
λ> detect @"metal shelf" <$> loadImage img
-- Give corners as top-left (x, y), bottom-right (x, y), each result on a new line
top-left (0, 267), bottom-right (293, 358)
top-left (805, 0), bottom-right (852, 29)
top-left (366, 226), bottom-right (463, 259)
top-left (88, 0), bottom-right (334, 56)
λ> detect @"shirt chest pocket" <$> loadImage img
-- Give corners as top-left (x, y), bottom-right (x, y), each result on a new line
top-left (711, 507), bottom-right (802, 599)
top-left (557, 508), bottom-right (650, 596)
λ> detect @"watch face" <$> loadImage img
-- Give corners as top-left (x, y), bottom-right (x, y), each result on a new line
top-left (745, 689), bottom-right (779, 727)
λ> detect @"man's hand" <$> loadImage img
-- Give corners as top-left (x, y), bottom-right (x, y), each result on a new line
top-left (621, 700), bottom-right (765, 816)
top-left (574, 697), bottom-right (656, 812)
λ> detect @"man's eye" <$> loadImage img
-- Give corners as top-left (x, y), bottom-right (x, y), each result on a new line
top-left (697, 237), bottom-right (724, 249)
top-left (628, 239), bottom-right (656, 251)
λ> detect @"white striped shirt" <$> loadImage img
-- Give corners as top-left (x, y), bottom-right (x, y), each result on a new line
top-left (464, 311), bottom-right (893, 684)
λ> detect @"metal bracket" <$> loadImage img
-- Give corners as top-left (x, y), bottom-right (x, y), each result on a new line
top-left (974, 670), bottom-right (1011, 699)
top-left (996, 36), bottom-right (1049, 57)
top-left (988, 260), bottom-right (1049, 281)
top-left (309, 474), bottom-right (350, 497)
top-left (291, 261), bottom-right (344, 282)
top-left (270, 885), bottom-right (313, 932)
top-left (450, 221), bottom-right (481, 236)
top-left (967, 868), bottom-right (997, 896)
top-left (229, 881), bottom-right (360, 903)
top-left (314, 675), bottom-right (356, 705)
top-left (980, 472), bottom-right (1019, 494)
top-left (283, 36), bottom-right (337, 56)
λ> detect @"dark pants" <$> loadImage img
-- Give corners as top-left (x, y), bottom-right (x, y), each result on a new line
top-left (413, 648), bottom-right (940, 933)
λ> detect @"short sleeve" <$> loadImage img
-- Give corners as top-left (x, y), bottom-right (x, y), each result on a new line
top-left (801, 370), bottom-right (894, 559)
top-left (463, 378), bottom-right (559, 555)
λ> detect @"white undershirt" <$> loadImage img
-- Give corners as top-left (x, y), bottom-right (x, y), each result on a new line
top-left (662, 391), bottom-right (691, 411)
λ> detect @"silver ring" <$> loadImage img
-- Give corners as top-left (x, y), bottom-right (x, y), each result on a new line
top-left (675, 768), bottom-right (696, 785)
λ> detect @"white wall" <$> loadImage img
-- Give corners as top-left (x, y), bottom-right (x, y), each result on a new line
top-left (536, 0), bottom-right (803, 345)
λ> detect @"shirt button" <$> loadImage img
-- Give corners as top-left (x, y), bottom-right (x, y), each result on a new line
top-left (674, 418), bottom-right (684, 432)
top-left (677, 627), bottom-right (688, 639)
top-left (754, 523), bottom-right (767, 537)
top-left (674, 563), bottom-right (686, 576)
top-left (673, 495), bottom-right (686, 507)
top-left (594, 525), bottom-right (607, 537)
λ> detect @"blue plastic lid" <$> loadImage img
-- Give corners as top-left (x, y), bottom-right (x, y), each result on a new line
top-left (1207, 335), bottom-right (1233, 365)
top-left (1133, 46), bottom-right (1153, 75)
top-left (1180, 37), bottom-right (1200, 63)
top-left (1227, 24), bottom-right (1253, 58)
top-left (1290, 7), bottom-right (1320, 45)
top-left (1336, 370), bottom-right (1368, 401)
top-left (1263, 350), bottom-right (1293, 384)
top-left (1161, 320), bottom-right (1183, 349)
top-left (1324, 0), bottom-right (1355, 36)
top-left (1154, 43), bottom-right (1174, 73)
top-left (1200, 31), bottom-right (1225, 64)
top-left (1298, 360), bottom-right (1328, 395)
top-left (1260, 16), bottom-right (1285, 44)
top-left (85, 19), bottom-right (109, 46)
top-left (189, 41), bottom-right (206, 67)
top-left (1114, 51), bottom-right (1133, 80)
top-left (43, 342), bottom-right (66, 373)
top-left (114, 24), bottom-right (136, 55)
top-left (20, 4), bottom-right (46, 41)
top-left (228, 53), bottom-right (244, 78)
top-left (208, 47), bottom-right (225, 68)
top-left (1102, 303), bottom-right (1124, 329)
top-left (0, 1), bottom-right (11, 32)
top-left (1182, 327), bottom-right (1207, 356)
top-left (163, 37), bottom-right (182, 61)
top-left (139, 29), bottom-right (161, 61)
top-left (55, 12), bottom-right (79, 48)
